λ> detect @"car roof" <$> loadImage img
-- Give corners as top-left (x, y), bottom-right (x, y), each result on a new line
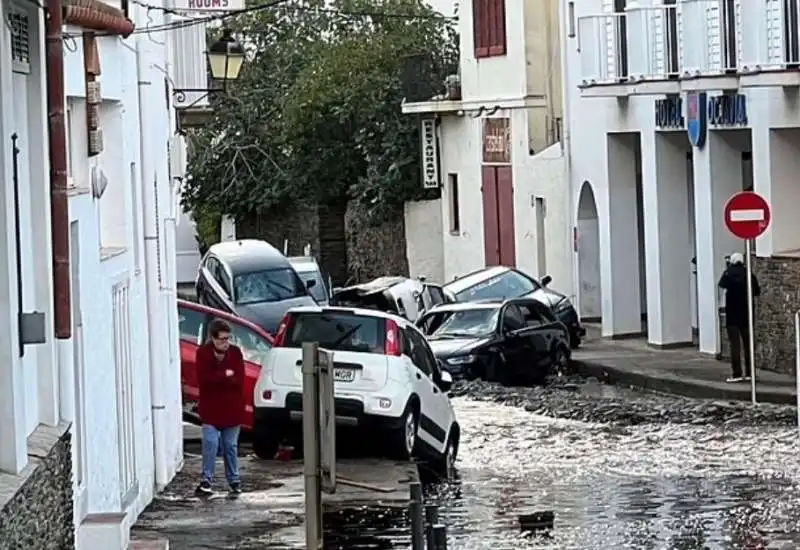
top-left (336, 276), bottom-right (412, 295)
top-left (177, 298), bottom-right (275, 341)
top-left (208, 239), bottom-right (290, 273)
top-left (284, 305), bottom-right (413, 327)
top-left (443, 266), bottom-right (511, 294)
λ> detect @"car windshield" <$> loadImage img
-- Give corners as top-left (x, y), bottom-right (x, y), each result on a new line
top-left (455, 270), bottom-right (539, 302)
top-left (233, 268), bottom-right (307, 305)
top-left (421, 308), bottom-right (499, 339)
top-left (296, 269), bottom-right (328, 303)
top-left (285, 313), bottom-right (385, 354)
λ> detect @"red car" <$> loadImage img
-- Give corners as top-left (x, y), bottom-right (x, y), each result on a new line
top-left (178, 299), bottom-right (274, 431)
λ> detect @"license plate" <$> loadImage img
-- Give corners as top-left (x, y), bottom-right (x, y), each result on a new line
top-left (333, 368), bottom-right (355, 382)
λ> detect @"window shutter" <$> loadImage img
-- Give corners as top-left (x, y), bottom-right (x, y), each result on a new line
top-left (489, 0), bottom-right (507, 56)
top-left (473, 0), bottom-right (489, 57)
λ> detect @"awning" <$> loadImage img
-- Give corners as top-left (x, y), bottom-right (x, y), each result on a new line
top-left (63, 0), bottom-right (135, 37)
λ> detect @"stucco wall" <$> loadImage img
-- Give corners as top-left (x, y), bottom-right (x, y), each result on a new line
top-left (404, 199), bottom-right (444, 283)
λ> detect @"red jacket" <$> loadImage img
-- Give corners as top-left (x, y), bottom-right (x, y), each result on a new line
top-left (196, 342), bottom-right (246, 429)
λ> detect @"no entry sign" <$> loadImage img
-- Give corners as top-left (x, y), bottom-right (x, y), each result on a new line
top-left (724, 191), bottom-right (771, 240)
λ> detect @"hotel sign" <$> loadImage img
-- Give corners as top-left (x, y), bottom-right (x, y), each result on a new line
top-left (482, 117), bottom-right (511, 164)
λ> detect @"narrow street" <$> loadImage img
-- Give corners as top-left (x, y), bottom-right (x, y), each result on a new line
top-left (133, 374), bottom-right (800, 549)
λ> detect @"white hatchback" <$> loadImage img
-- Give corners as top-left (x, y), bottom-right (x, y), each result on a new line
top-left (252, 306), bottom-right (460, 473)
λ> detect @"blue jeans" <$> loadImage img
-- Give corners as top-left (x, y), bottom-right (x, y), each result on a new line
top-left (202, 424), bottom-right (241, 486)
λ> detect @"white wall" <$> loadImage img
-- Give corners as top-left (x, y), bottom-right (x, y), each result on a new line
top-left (404, 199), bottom-right (444, 283)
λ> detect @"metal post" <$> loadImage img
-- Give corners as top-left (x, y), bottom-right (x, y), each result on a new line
top-left (424, 504), bottom-right (439, 549)
top-left (794, 311), bottom-right (800, 429)
top-left (302, 342), bottom-right (323, 549)
top-left (745, 240), bottom-right (757, 404)
top-left (432, 524), bottom-right (447, 549)
top-left (409, 482), bottom-right (424, 550)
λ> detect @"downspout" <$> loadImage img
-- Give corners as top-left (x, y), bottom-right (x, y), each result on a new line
top-left (136, 37), bottom-right (169, 488)
top-left (46, 0), bottom-right (75, 426)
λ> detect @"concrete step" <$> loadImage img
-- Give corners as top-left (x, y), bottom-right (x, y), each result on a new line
top-left (128, 540), bottom-right (169, 550)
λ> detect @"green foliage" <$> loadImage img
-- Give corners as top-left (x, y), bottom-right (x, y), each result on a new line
top-left (183, 0), bottom-right (458, 224)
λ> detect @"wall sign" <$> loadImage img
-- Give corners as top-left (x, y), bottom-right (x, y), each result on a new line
top-left (420, 118), bottom-right (440, 189)
top-left (654, 96), bottom-right (684, 129)
top-left (687, 92), bottom-right (707, 149)
top-left (482, 117), bottom-right (511, 164)
top-left (708, 93), bottom-right (748, 127)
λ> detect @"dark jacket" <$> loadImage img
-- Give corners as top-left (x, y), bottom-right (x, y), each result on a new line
top-left (718, 264), bottom-right (761, 327)
top-left (196, 342), bottom-right (246, 429)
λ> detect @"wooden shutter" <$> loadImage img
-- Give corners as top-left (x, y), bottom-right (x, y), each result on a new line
top-left (489, 0), bottom-right (507, 56)
top-left (481, 167), bottom-right (500, 266)
top-left (473, 0), bottom-right (489, 57)
top-left (496, 166), bottom-right (516, 266)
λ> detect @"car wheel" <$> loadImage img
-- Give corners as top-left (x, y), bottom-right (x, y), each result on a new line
top-left (251, 424), bottom-right (281, 460)
top-left (434, 430), bottom-right (459, 479)
top-left (570, 333), bottom-right (582, 349)
top-left (387, 402), bottom-right (419, 461)
top-left (553, 345), bottom-right (570, 376)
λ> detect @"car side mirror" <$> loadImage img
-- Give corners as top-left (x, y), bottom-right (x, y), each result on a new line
top-left (541, 275), bottom-right (552, 286)
top-left (439, 369), bottom-right (453, 392)
top-left (306, 279), bottom-right (317, 289)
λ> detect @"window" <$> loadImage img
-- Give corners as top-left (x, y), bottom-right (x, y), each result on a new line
top-left (286, 313), bottom-right (385, 354)
top-left (233, 268), bottom-right (306, 305)
top-left (519, 303), bottom-right (545, 328)
top-left (9, 9), bottom-right (30, 74)
top-left (448, 174), bottom-right (460, 234)
top-left (456, 270), bottom-right (540, 302)
top-left (229, 322), bottom-right (272, 366)
top-left (403, 328), bottom-right (435, 376)
top-left (296, 269), bottom-right (329, 303)
top-left (420, 307), bottom-right (500, 338)
top-left (178, 304), bottom-right (206, 344)
top-left (501, 304), bottom-right (525, 331)
top-left (473, 0), bottom-right (506, 58)
top-left (424, 285), bottom-right (446, 310)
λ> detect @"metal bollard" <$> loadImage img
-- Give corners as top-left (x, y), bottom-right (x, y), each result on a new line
top-left (425, 504), bottom-right (439, 549)
top-left (432, 524), bottom-right (447, 550)
top-left (409, 482), bottom-right (425, 550)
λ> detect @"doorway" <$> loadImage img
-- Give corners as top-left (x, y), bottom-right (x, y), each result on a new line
top-left (482, 166), bottom-right (516, 266)
top-left (577, 181), bottom-right (601, 320)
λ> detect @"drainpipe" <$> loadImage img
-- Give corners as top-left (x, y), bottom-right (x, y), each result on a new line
top-left (136, 37), bottom-right (168, 489)
top-left (46, 0), bottom-right (75, 424)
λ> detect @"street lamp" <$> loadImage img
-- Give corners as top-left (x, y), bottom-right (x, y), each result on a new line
top-left (173, 28), bottom-right (245, 105)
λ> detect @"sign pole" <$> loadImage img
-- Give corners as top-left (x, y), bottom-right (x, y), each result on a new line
top-left (745, 239), bottom-right (756, 405)
top-left (302, 342), bottom-right (323, 549)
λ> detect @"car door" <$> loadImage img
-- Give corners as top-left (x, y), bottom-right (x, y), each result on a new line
top-left (227, 319), bottom-right (273, 430)
top-left (497, 303), bottom-right (533, 374)
top-left (401, 327), bottom-right (447, 453)
top-left (419, 336), bottom-right (455, 444)
top-left (518, 301), bottom-right (554, 371)
top-left (422, 283), bottom-right (447, 310)
top-left (178, 303), bottom-right (209, 417)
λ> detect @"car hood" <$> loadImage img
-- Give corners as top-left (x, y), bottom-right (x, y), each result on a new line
top-left (235, 296), bottom-right (316, 334)
top-left (528, 287), bottom-right (567, 306)
top-left (428, 336), bottom-right (491, 358)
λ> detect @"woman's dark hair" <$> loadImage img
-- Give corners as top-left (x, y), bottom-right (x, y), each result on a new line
top-left (209, 318), bottom-right (232, 338)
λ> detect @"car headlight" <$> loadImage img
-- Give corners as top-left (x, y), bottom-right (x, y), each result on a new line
top-left (554, 299), bottom-right (571, 313)
top-left (446, 355), bottom-right (477, 365)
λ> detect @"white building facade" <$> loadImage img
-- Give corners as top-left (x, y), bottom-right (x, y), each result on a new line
top-left (402, 0), bottom-right (572, 290)
top-left (564, 0), bottom-right (800, 371)
top-left (0, 0), bottom-right (195, 546)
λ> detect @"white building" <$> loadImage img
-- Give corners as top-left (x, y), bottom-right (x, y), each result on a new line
top-left (400, 0), bottom-right (572, 289)
top-left (0, 0), bottom-right (197, 546)
top-left (564, 0), bottom-right (800, 370)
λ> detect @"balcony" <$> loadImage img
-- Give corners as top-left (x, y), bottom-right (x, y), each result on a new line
top-left (576, 0), bottom-right (740, 97)
top-left (739, 0), bottom-right (800, 87)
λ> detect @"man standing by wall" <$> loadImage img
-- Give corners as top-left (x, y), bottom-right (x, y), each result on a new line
top-left (719, 252), bottom-right (761, 383)
top-left (195, 319), bottom-right (245, 495)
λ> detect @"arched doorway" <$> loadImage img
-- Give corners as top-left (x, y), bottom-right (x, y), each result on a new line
top-left (577, 181), bottom-right (601, 320)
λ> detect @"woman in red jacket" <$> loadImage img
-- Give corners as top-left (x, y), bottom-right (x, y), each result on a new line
top-left (195, 318), bottom-right (245, 495)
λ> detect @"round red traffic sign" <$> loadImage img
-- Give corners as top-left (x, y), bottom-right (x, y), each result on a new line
top-left (724, 191), bottom-right (771, 240)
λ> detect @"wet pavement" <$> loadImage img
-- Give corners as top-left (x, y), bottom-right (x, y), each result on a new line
top-left (133, 378), bottom-right (800, 549)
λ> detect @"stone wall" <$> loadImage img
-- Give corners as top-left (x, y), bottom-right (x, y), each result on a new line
top-left (0, 428), bottom-right (74, 550)
top-left (752, 255), bottom-right (800, 375)
top-left (238, 201), bottom-right (408, 286)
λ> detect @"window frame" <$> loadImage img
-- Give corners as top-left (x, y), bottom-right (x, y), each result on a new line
top-left (500, 303), bottom-right (525, 332)
top-left (448, 173), bottom-right (460, 234)
top-left (473, 0), bottom-right (507, 59)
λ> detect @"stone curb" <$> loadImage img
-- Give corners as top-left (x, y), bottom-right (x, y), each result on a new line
top-left (571, 360), bottom-right (797, 406)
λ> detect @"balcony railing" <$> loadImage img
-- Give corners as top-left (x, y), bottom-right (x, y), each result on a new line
top-left (740, 0), bottom-right (800, 72)
top-left (679, 0), bottom-right (739, 76)
top-left (577, 12), bottom-right (628, 85)
top-left (625, 4), bottom-right (680, 80)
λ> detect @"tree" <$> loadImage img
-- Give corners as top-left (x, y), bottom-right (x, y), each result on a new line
top-left (183, 0), bottom-right (458, 230)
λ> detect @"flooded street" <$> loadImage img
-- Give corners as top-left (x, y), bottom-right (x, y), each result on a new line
top-left (134, 379), bottom-right (800, 549)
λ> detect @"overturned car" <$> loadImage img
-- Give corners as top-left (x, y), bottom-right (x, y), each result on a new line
top-left (330, 276), bottom-right (450, 322)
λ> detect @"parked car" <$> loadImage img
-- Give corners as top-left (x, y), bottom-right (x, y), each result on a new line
top-left (331, 276), bottom-right (449, 322)
top-left (443, 266), bottom-right (586, 348)
top-left (288, 256), bottom-right (331, 306)
top-left (195, 239), bottom-right (317, 333)
top-left (417, 298), bottom-right (571, 385)
top-left (251, 305), bottom-right (460, 474)
top-left (178, 299), bottom-right (274, 431)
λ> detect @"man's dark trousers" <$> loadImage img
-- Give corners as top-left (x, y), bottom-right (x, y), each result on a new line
top-left (727, 323), bottom-right (751, 378)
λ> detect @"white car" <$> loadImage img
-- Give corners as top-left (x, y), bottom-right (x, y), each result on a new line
top-left (252, 305), bottom-right (460, 473)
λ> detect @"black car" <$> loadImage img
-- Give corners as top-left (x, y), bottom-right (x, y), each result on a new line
top-left (195, 239), bottom-right (317, 333)
top-left (442, 266), bottom-right (586, 348)
top-left (417, 298), bottom-right (571, 385)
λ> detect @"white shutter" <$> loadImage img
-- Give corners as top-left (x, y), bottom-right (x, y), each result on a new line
top-left (765, 0), bottom-right (783, 66)
top-left (735, 0), bottom-right (743, 68)
top-left (706, 2), bottom-right (722, 72)
top-left (602, 0), bottom-right (616, 78)
top-left (170, 17), bottom-right (209, 108)
top-left (677, 1), bottom-right (685, 71)
top-left (652, 8), bottom-right (665, 76)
